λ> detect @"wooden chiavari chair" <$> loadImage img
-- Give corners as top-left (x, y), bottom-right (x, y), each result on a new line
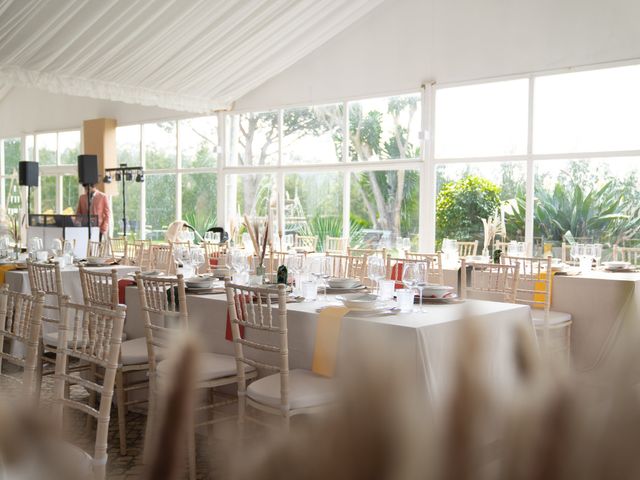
top-left (294, 235), bottom-right (318, 252)
top-left (87, 240), bottom-right (109, 258)
top-left (108, 236), bottom-right (127, 259)
top-left (613, 245), bottom-right (640, 265)
top-left (501, 255), bottom-right (572, 364)
top-left (0, 287), bottom-right (45, 403)
top-left (325, 236), bottom-right (348, 254)
top-left (457, 240), bottom-right (478, 257)
top-left (325, 253), bottom-right (367, 282)
top-left (79, 267), bottom-right (150, 455)
top-left (137, 273), bottom-right (247, 479)
top-left (26, 260), bottom-right (67, 393)
top-left (396, 252), bottom-right (444, 285)
top-left (52, 297), bottom-right (126, 480)
top-left (460, 259), bottom-right (520, 303)
top-left (149, 244), bottom-right (174, 274)
top-left (225, 282), bottom-right (334, 432)
top-left (202, 241), bottom-right (227, 272)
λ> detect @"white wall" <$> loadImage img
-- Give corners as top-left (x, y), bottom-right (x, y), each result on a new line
top-left (0, 86), bottom-right (184, 138)
top-left (235, 0), bottom-right (640, 110)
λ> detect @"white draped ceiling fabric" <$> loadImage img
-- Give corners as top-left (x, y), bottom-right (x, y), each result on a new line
top-left (0, 0), bottom-right (382, 112)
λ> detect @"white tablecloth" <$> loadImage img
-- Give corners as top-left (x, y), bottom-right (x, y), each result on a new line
top-left (5, 265), bottom-right (139, 302)
top-left (124, 288), bottom-right (532, 400)
top-left (552, 271), bottom-right (640, 371)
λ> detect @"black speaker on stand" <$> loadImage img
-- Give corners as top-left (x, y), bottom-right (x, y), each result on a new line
top-left (77, 155), bottom-right (99, 241)
top-left (18, 161), bottom-right (38, 221)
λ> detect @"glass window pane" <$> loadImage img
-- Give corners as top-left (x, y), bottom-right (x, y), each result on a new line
top-left (145, 174), bottom-right (176, 240)
top-left (62, 175), bottom-right (79, 213)
top-left (40, 176), bottom-right (56, 213)
top-left (36, 133), bottom-right (57, 166)
top-left (182, 173), bottom-right (217, 235)
top-left (229, 112), bottom-right (278, 166)
top-left (533, 158), bottom-right (640, 259)
top-left (233, 173), bottom-right (275, 216)
top-left (179, 116), bottom-right (218, 168)
top-left (435, 162), bottom-right (526, 249)
top-left (435, 79), bottom-right (528, 158)
top-left (3, 138), bottom-right (21, 175)
top-left (112, 181), bottom-right (142, 238)
top-left (282, 104), bottom-right (343, 164)
top-left (58, 131), bottom-right (80, 165)
top-left (116, 125), bottom-right (141, 166)
top-left (534, 65), bottom-right (640, 153)
top-left (349, 94), bottom-right (421, 162)
top-left (285, 173), bottom-right (343, 250)
top-left (144, 122), bottom-right (176, 170)
top-left (350, 169), bottom-right (420, 248)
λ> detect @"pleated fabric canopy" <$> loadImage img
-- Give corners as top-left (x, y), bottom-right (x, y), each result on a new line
top-left (0, 0), bottom-right (382, 112)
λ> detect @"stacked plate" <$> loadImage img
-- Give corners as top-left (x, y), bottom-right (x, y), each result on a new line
top-left (335, 293), bottom-right (398, 316)
top-left (185, 276), bottom-right (216, 290)
top-left (326, 277), bottom-right (365, 293)
top-left (420, 285), bottom-right (459, 303)
top-left (602, 261), bottom-right (636, 272)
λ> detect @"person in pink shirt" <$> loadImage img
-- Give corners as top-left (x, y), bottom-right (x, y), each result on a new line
top-left (76, 184), bottom-right (111, 241)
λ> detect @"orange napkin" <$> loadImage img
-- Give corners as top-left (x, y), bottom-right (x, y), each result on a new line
top-left (312, 306), bottom-right (349, 377)
top-left (0, 264), bottom-right (17, 283)
top-left (533, 271), bottom-right (557, 308)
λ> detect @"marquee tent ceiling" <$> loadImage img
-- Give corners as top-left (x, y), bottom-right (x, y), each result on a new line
top-left (0, 0), bottom-right (382, 112)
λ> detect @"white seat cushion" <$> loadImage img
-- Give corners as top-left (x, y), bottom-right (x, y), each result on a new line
top-left (247, 369), bottom-right (336, 410)
top-left (121, 337), bottom-right (149, 365)
top-left (531, 309), bottom-right (572, 326)
top-left (157, 352), bottom-right (250, 382)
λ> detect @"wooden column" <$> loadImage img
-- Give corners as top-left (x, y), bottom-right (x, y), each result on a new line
top-left (82, 118), bottom-right (117, 195)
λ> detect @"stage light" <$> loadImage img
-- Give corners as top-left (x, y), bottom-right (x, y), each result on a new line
top-left (125, 171), bottom-right (133, 181)
top-left (103, 174), bottom-right (112, 183)
top-left (135, 172), bottom-right (145, 183)
top-left (115, 172), bottom-right (122, 181)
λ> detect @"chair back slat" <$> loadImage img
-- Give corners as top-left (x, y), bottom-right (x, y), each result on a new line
top-left (109, 236), bottom-right (127, 258)
top-left (79, 267), bottom-right (119, 309)
top-left (0, 286), bottom-right (45, 400)
top-left (87, 240), bottom-right (109, 258)
top-left (294, 235), bottom-right (318, 252)
top-left (325, 254), bottom-right (367, 282)
top-left (52, 297), bottom-right (125, 480)
top-left (457, 240), bottom-right (479, 257)
top-left (325, 236), bottom-right (348, 254)
top-left (27, 260), bottom-right (64, 328)
top-left (613, 245), bottom-right (640, 265)
top-left (501, 255), bottom-right (552, 310)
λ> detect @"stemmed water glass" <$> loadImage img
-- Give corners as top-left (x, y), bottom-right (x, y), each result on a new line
top-left (286, 253), bottom-right (304, 295)
top-left (51, 238), bottom-right (63, 257)
top-left (63, 240), bottom-right (74, 263)
top-left (367, 255), bottom-right (386, 296)
top-left (231, 250), bottom-right (249, 284)
top-left (403, 262), bottom-right (427, 312)
top-left (191, 248), bottom-right (205, 274)
top-left (310, 256), bottom-right (331, 301)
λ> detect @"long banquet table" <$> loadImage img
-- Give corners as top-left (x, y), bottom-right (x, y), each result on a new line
top-left (124, 287), bottom-right (532, 400)
top-left (5, 265), bottom-right (139, 302)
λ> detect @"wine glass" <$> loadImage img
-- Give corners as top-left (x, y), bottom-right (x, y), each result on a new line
top-left (51, 238), bottom-right (63, 257)
top-left (63, 240), bottom-right (74, 263)
top-left (367, 255), bottom-right (386, 295)
top-left (402, 263), bottom-right (419, 312)
top-left (594, 243), bottom-right (603, 267)
top-left (191, 248), bottom-right (205, 274)
top-left (231, 249), bottom-right (249, 283)
top-left (310, 256), bottom-right (330, 301)
top-left (286, 253), bottom-right (304, 295)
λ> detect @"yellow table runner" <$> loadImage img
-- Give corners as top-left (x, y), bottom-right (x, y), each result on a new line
top-left (0, 264), bottom-right (18, 283)
top-left (311, 306), bottom-right (349, 377)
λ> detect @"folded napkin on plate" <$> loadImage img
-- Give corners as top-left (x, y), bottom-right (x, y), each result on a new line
top-left (117, 278), bottom-right (136, 304)
top-left (312, 306), bottom-right (350, 378)
top-left (0, 264), bottom-right (17, 283)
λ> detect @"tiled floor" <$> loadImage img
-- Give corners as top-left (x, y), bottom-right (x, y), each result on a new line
top-left (1, 373), bottom-right (248, 479)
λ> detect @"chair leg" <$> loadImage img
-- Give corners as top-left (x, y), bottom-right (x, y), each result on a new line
top-left (86, 363), bottom-right (97, 432)
top-left (208, 388), bottom-right (215, 438)
top-left (115, 369), bottom-right (127, 455)
top-left (143, 380), bottom-right (157, 465)
top-left (35, 344), bottom-right (44, 402)
top-left (187, 417), bottom-right (196, 480)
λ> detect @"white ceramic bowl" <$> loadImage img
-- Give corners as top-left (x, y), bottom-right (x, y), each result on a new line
top-left (328, 278), bottom-right (361, 289)
top-left (336, 293), bottom-right (380, 310)
top-left (421, 285), bottom-right (455, 299)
